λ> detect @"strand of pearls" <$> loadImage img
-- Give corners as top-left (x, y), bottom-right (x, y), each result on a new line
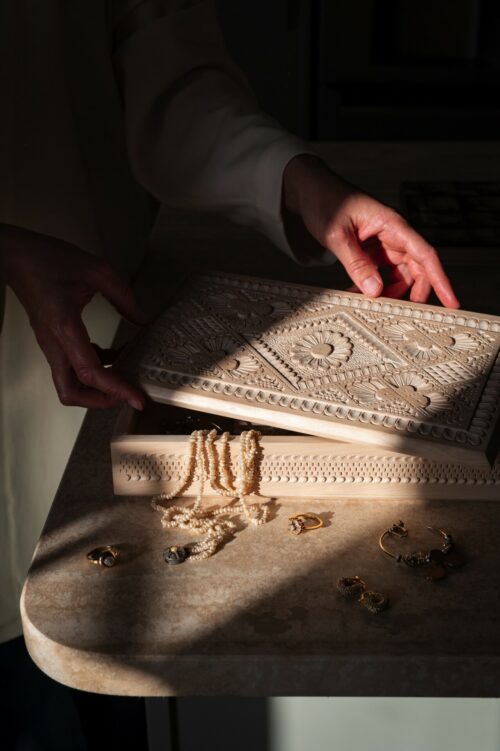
top-left (151, 428), bottom-right (267, 561)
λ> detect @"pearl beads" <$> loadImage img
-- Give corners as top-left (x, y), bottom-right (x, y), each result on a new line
top-left (151, 429), bottom-right (267, 561)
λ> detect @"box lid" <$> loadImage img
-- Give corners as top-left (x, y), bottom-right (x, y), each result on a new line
top-left (137, 272), bottom-right (500, 467)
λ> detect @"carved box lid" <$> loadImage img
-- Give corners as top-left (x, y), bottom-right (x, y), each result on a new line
top-left (137, 272), bottom-right (500, 467)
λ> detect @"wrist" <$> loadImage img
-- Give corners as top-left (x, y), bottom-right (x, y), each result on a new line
top-left (283, 155), bottom-right (358, 219)
top-left (282, 154), bottom-right (327, 215)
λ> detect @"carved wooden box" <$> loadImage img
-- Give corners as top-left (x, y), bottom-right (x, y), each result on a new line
top-left (136, 272), bottom-right (500, 468)
top-left (111, 271), bottom-right (500, 500)
top-left (111, 403), bottom-right (500, 500)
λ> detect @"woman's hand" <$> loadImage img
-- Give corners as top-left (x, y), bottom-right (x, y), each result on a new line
top-left (283, 155), bottom-right (460, 308)
top-left (0, 224), bottom-right (146, 409)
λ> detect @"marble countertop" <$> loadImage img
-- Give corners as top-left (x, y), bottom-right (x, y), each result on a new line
top-left (20, 141), bottom-right (500, 696)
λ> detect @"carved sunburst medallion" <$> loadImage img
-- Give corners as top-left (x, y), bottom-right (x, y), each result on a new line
top-left (385, 322), bottom-right (443, 360)
top-left (165, 336), bottom-right (260, 379)
top-left (350, 372), bottom-right (451, 417)
top-left (385, 321), bottom-right (482, 361)
top-left (163, 342), bottom-right (206, 370)
top-left (448, 332), bottom-right (480, 352)
top-left (290, 331), bottom-right (353, 369)
top-left (202, 336), bottom-right (261, 378)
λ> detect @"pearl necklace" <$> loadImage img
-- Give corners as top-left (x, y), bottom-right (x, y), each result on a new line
top-left (151, 429), bottom-right (267, 561)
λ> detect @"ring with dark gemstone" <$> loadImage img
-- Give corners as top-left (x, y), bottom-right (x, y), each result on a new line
top-left (87, 546), bottom-right (119, 568)
top-left (163, 545), bottom-right (188, 565)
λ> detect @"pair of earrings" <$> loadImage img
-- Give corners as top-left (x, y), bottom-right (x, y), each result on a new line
top-left (337, 576), bottom-right (389, 614)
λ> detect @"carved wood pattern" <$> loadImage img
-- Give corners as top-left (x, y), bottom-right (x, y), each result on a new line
top-left (138, 273), bottom-right (500, 464)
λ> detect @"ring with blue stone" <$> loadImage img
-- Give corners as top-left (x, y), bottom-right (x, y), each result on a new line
top-left (87, 546), bottom-right (119, 567)
top-left (163, 545), bottom-right (188, 565)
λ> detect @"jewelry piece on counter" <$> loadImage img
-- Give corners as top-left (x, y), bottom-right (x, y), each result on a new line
top-left (152, 428), bottom-right (267, 561)
top-left (163, 545), bottom-right (188, 565)
top-left (86, 546), bottom-right (119, 567)
top-left (337, 575), bottom-right (389, 613)
top-left (288, 513), bottom-right (324, 536)
top-left (379, 520), bottom-right (466, 581)
top-left (337, 575), bottom-right (366, 598)
top-left (359, 590), bottom-right (389, 614)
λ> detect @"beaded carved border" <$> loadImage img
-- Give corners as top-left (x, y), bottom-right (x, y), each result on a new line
top-left (115, 446), bottom-right (500, 495)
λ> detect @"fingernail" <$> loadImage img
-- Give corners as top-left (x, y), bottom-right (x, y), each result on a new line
top-left (361, 275), bottom-right (382, 296)
top-left (128, 399), bottom-right (144, 411)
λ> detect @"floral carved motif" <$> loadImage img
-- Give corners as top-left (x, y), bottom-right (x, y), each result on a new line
top-left (290, 331), bottom-right (353, 369)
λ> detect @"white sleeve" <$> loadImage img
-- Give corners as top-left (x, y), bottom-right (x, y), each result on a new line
top-left (112, 0), bottom-right (334, 266)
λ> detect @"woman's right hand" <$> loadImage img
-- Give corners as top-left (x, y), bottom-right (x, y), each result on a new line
top-left (0, 223), bottom-right (146, 410)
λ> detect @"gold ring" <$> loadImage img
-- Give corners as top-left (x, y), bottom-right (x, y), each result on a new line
top-left (86, 546), bottom-right (119, 567)
top-left (288, 513), bottom-right (324, 535)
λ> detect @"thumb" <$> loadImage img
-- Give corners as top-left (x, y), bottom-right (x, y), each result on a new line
top-left (329, 230), bottom-right (383, 297)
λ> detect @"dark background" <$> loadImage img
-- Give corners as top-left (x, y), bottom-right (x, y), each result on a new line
top-left (217, 0), bottom-right (500, 140)
top-left (8, 3), bottom-right (500, 751)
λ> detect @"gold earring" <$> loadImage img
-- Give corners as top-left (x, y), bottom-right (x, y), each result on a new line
top-left (359, 590), bottom-right (388, 614)
top-left (337, 576), bottom-right (389, 613)
top-left (379, 520), bottom-right (466, 581)
top-left (336, 576), bottom-right (366, 598)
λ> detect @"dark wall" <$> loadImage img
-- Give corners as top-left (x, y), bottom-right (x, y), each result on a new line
top-left (216, 0), bottom-right (313, 138)
top-left (217, 0), bottom-right (500, 140)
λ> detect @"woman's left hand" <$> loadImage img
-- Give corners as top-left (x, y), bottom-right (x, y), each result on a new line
top-left (282, 154), bottom-right (460, 308)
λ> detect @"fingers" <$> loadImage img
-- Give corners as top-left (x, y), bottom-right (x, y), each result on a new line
top-left (35, 310), bottom-right (145, 410)
top-left (381, 218), bottom-right (460, 308)
top-left (34, 328), bottom-right (123, 408)
top-left (326, 228), bottom-right (383, 297)
top-left (87, 261), bottom-right (147, 325)
top-left (51, 316), bottom-right (145, 410)
top-left (383, 267), bottom-right (412, 299)
top-left (409, 275), bottom-right (432, 303)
